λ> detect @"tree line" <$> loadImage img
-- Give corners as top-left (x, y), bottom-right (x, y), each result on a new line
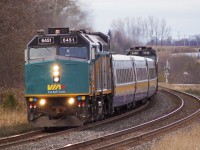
top-left (162, 35), bottom-right (200, 47)
top-left (109, 16), bottom-right (200, 54)
top-left (1, 1), bottom-right (199, 88)
top-left (0, 0), bottom-right (91, 88)
top-left (109, 16), bottom-right (171, 53)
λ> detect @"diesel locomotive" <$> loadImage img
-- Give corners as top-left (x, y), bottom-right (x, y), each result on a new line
top-left (25, 28), bottom-right (158, 127)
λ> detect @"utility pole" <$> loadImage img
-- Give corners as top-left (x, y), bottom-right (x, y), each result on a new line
top-left (184, 35), bottom-right (186, 46)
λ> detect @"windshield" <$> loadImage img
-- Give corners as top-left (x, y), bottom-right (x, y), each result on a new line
top-left (59, 47), bottom-right (87, 59)
top-left (29, 46), bottom-right (88, 60)
top-left (29, 47), bottom-right (56, 60)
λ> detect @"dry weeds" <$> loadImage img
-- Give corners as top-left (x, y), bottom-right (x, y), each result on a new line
top-left (0, 108), bottom-right (33, 137)
top-left (151, 125), bottom-right (200, 150)
top-left (159, 82), bottom-right (200, 91)
top-left (152, 83), bottom-right (200, 150)
top-left (0, 88), bottom-right (34, 138)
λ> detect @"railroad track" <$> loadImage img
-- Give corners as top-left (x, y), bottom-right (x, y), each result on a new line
top-left (56, 88), bottom-right (200, 150)
top-left (0, 99), bottom-right (149, 149)
top-left (0, 130), bottom-right (43, 146)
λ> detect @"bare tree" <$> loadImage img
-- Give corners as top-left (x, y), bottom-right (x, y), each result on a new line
top-left (146, 16), bottom-right (156, 45)
top-left (159, 19), bottom-right (171, 46)
top-left (145, 16), bottom-right (171, 46)
top-left (110, 18), bottom-right (143, 53)
top-left (110, 16), bottom-right (171, 52)
top-left (154, 18), bottom-right (160, 46)
top-left (0, 0), bottom-right (93, 88)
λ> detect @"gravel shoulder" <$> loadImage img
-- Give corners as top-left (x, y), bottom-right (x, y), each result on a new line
top-left (8, 90), bottom-right (178, 150)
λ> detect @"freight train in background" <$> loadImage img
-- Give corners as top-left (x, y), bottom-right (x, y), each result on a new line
top-left (25, 27), bottom-right (158, 128)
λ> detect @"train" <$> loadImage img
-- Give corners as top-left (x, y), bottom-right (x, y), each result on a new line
top-left (25, 28), bottom-right (158, 128)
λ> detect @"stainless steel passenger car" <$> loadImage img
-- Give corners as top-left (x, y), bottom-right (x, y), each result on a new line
top-left (112, 51), bottom-right (157, 107)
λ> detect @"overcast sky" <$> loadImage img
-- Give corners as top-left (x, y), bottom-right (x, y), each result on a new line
top-left (81, 0), bottom-right (200, 38)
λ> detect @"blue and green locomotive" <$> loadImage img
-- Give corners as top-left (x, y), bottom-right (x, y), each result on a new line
top-left (25, 28), bottom-right (158, 127)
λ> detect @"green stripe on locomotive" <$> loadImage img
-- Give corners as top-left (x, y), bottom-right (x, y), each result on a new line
top-left (25, 59), bottom-right (89, 95)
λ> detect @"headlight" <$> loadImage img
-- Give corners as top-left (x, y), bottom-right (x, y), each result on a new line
top-left (68, 97), bottom-right (75, 105)
top-left (39, 99), bottom-right (46, 106)
top-left (53, 70), bottom-right (59, 76)
top-left (53, 65), bottom-right (60, 83)
top-left (53, 65), bottom-right (59, 71)
top-left (53, 77), bottom-right (60, 82)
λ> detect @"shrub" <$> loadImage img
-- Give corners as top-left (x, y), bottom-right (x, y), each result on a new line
top-left (2, 91), bottom-right (18, 110)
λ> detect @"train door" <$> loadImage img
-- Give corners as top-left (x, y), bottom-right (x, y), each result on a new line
top-left (146, 59), bottom-right (150, 97)
top-left (91, 45), bottom-right (112, 94)
top-left (90, 45), bottom-right (112, 120)
top-left (134, 61), bottom-right (140, 101)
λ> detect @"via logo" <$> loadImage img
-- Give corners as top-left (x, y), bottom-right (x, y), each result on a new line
top-left (47, 84), bottom-right (66, 91)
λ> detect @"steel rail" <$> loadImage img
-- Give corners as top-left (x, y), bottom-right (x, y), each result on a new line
top-left (95, 89), bottom-right (200, 150)
top-left (0, 99), bottom-right (150, 149)
top-left (0, 130), bottom-right (42, 145)
top-left (57, 89), bottom-right (185, 150)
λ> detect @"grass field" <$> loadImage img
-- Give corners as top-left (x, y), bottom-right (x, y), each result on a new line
top-left (0, 108), bottom-right (33, 137)
top-left (159, 82), bottom-right (200, 96)
top-left (152, 83), bottom-right (200, 149)
top-left (151, 124), bottom-right (200, 150)
top-left (0, 87), bottom-right (34, 138)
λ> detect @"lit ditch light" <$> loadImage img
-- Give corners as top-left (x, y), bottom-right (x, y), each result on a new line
top-left (53, 65), bottom-right (60, 83)
top-left (53, 77), bottom-right (60, 83)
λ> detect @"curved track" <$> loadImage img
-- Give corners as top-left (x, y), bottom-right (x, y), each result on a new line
top-left (1, 87), bottom-right (195, 150)
top-left (56, 88), bottom-right (200, 150)
top-left (0, 100), bottom-right (149, 149)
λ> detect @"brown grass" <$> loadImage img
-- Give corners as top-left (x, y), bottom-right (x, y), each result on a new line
top-left (159, 82), bottom-right (200, 91)
top-left (153, 83), bottom-right (200, 149)
top-left (0, 87), bottom-right (35, 138)
top-left (0, 87), bottom-right (25, 102)
top-left (154, 46), bottom-right (199, 53)
top-left (151, 125), bottom-right (200, 150)
top-left (0, 108), bottom-right (33, 137)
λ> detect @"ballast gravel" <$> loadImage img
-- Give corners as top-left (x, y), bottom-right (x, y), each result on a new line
top-left (9, 90), bottom-right (178, 150)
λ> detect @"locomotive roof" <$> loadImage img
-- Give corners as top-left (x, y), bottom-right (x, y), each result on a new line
top-left (81, 34), bottom-right (108, 45)
top-left (28, 28), bottom-right (110, 50)
top-left (112, 54), bottom-right (154, 62)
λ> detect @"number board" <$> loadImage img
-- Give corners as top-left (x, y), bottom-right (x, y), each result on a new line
top-left (131, 51), bottom-right (139, 55)
top-left (142, 51), bottom-right (151, 55)
top-left (143, 51), bottom-right (150, 55)
top-left (38, 37), bottom-right (54, 45)
top-left (61, 36), bottom-right (77, 44)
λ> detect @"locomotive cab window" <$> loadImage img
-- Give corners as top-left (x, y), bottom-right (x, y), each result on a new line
top-left (29, 47), bottom-right (56, 60)
top-left (59, 47), bottom-right (88, 59)
top-left (91, 47), bottom-right (96, 60)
